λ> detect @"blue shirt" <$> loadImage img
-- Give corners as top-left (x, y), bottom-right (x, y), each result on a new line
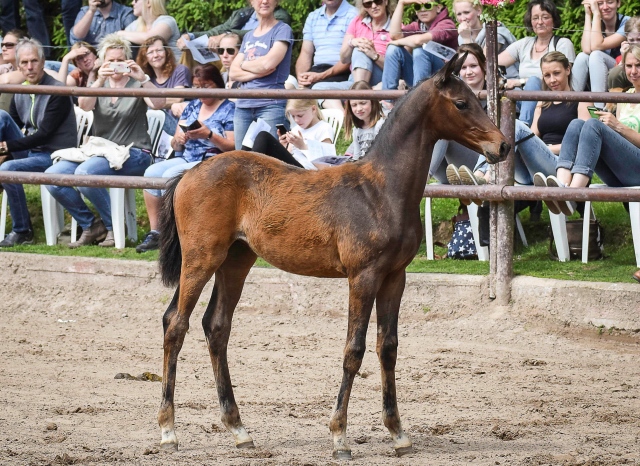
top-left (243, 11), bottom-right (260, 31)
top-left (237, 22), bottom-right (293, 108)
top-left (70, 2), bottom-right (136, 47)
top-left (302, 1), bottom-right (358, 67)
top-left (600, 13), bottom-right (630, 58)
top-left (180, 99), bottom-right (235, 162)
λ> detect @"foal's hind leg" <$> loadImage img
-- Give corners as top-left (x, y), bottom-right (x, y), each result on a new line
top-left (375, 269), bottom-right (412, 456)
top-left (202, 241), bottom-right (257, 448)
top-left (158, 251), bottom-right (223, 451)
top-left (330, 271), bottom-right (379, 460)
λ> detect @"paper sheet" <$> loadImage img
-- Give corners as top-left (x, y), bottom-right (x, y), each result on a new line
top-left (186, 35), bottom-right (220, 64)
top-left (241, 118), bottom-right (272, 149)
top-left (422, 41), bottom-right (457, 62)
top-left (156, 131), bottom-right (174, 159)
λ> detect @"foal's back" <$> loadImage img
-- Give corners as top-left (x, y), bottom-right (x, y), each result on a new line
top-left (174, 151), bottom-right (397, 278)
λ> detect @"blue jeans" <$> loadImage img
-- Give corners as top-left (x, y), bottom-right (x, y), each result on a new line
top-left (572, 51), bottom-right (617, 107)
top-left (475, 119), bottom-right (557, 185)
top-left (45, 148), bottom-right (152, 230)
top-left (382, 45), bottom-right (444, 94)
top-left (558, 118), bottom-right (640, 187)
top-left (312, 48), bottom-right (386, 93)
top-left (233, 103), bottom-right (288, 151)
top-left (0, 0), bottom-right (51, 56)
top-left (144, 157), bottom-right (189, 197)
top-left (1, 153), bottom-right (52, 233)
top-left (518, 77), bottom-right (542, 127)
top-left (61, 0), bottom-right (82, 49)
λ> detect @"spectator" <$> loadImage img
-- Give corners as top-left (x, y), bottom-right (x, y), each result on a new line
top-left (473, 52), bottom-right (593, 213)
top-left (608, 16), bottom-right (640, 89)
top-left (229, 0), bottom-right (294, 150)
top-left (0, 39), bottom-right (77, 248)
top-left (62, 0), bottom-right (83, 49)
top-left (137, 64), bottom-right (234, 253)
top-left (429, 44), bottom-right (488, 184)
top-left (0, 29), bottom-right (27, 76)
top-left (382, 0), bottom-right (458, 98)
top-left (119, 0), bottom-right (181, 59)
top-left (218, 32), bottom-right (242, 88)
top-left (71, 0), bottom-right (135, 47)
top-left (344, 81), bottom-right (386, 160)
top-left (573, 0), bottom-right (629, 107)
top-left (137, 36), bottom-right (191, 135)
top-left (453, 0), bottom-right (516, 75)
top-left (176, 3), bottom-right (292, 51)
top-left (0, 0), bottom-right (51, 58)
top-left (55, 41), bottom-right (99, 87)
top-left (244, 99), bottom-right (334, 169)
top-left (45, 34), bottom-right (165, 249)
top-left (538, 45), bottom-right (640, 215)
top-left (296, 0), bottom-right (358, 88)
top-left (498, 0), bottom-right (575, 126)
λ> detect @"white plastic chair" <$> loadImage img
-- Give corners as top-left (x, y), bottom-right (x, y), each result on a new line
top-left (321, 109), bottom-right (344, 144)
top-left (582, 185), bottom-right (640, 267)
top-left (146, 109), bottom-right (165, 157)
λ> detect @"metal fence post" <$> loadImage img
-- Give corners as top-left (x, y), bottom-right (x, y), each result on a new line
top-left (496, 98), bottom-right (516, 305)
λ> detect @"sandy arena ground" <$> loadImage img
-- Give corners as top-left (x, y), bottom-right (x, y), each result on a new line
top-left (1, 267), bottom-right (640, 465)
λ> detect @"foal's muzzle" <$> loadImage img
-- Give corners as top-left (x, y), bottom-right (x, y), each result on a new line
top-left (485, 141), bottom-right (511, 164)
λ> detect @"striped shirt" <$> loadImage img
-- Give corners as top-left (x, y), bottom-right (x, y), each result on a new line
top-left (302, 1), bottom-right (358, 67)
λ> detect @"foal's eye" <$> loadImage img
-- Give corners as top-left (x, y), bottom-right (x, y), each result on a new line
top-left (454, 100), bottom-right (467, 110)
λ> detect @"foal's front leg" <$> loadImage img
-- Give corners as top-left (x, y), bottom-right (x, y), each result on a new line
top-left (330, 274), bottom-right (378, 460)
top-left (376, 269), bottom-right (412, 456)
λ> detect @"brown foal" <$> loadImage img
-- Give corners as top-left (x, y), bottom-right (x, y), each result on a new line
top-left (156, 54), bottom-right (509, 459)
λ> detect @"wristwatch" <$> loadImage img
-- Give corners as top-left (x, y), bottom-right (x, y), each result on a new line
top-left (207, 130), bottom-right (213, 140)
top-left (519, 78), bottom-right (526, 87)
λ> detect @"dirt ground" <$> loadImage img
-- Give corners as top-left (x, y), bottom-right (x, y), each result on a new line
top-left (1, 280), bottom-right (640, 466)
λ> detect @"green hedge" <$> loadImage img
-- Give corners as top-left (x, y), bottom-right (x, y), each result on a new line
top-left (12, 0), bottom-right (640, 61)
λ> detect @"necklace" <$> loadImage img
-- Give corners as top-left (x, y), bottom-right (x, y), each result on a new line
top-left (534, 37), bottom-right (551, 54)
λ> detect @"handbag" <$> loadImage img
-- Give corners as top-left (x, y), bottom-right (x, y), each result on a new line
top-left (446, 207), bottom-right (478, 260)
top-left (548, 219), bottom-right (604, 261)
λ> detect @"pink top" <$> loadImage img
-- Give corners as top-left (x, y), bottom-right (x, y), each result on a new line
top-left (346, 16), bottom-right (392, 56)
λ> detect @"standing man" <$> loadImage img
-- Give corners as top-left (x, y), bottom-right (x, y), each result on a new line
top-left (71, 0), bottom-right (135, 47)
top-left (0, 39), bottom-right (77, 247)
top-left (296, 0), bottom-right (358, 88)
top-left (0, 0), bottom-right (51, 57)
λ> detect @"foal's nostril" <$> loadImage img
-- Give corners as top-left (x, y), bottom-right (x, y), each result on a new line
top-left (499, 142), bottom-right (511, 160)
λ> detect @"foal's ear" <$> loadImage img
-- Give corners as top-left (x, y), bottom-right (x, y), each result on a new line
top-left (433, 53), bottom-right (460, 89)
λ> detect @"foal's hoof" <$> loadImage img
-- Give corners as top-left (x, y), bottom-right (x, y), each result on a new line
top-left (332, 449), bottom-right (352, 460)
top-left (236, 440), bottom-right (255, 449)
top-left (159, 442), bottom-right (178, 452)
top-left (395, 445), bottom-right (414, 457)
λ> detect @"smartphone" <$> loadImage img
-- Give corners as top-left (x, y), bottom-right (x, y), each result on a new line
top-left (179, 120), bottom-right (202, 133)
top-left (110, 62), bottom-right (130, 74)
top-left (276, 124), bottom-right (287, 135)
top-left (587, 106), bottom-right (600, 119)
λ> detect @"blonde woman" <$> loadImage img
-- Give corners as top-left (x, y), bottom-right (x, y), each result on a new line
top-left (118, 0), bottom-right (180, 57)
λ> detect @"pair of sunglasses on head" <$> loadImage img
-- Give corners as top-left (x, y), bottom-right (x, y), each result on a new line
top-left (362, 0), bottom-right (439, 10)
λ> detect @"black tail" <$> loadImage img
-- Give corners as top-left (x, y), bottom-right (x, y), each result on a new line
top-left (158, 173), bottom-right (184, 287)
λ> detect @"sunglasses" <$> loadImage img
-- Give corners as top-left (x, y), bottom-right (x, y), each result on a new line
top-left (412, 2), bottom-right (438, 12)
top-left (1, 42), bottom-right (16, 49)
top-left (362, 0), bottom-right (384, 8)
top-left (216, 47), bottom-right (237, 56)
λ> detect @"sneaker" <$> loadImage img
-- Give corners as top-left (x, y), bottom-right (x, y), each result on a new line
top-left (98, 230), bottom-right (115, 248)
top-left (68, 218), bottom-right (107, 249)
top-left (0, 229), bottom-right (34, 247)
top-left (546, 175), bottom-right (576, 217)
top-left (446, 164), bottom-right (471, 206)
top-left (533, 172), bottom-right (561, 216)
top-left (136, 230), bottom-right (160, 253)
top-left (458, 165), bottom-right (483, 206)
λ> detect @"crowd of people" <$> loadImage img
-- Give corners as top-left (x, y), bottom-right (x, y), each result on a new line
top-left (0, 0), bottom-right (638, 276)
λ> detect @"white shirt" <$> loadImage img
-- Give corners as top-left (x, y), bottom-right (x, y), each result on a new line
top-left (290, 119), bottom-right (335, 167)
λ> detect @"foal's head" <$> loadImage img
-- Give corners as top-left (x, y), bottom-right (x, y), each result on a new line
top-left (426, 53), bottom-right (509, 164)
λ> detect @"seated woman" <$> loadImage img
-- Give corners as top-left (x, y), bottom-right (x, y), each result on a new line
top-left (137, 36), bottom-right (191, 135)
top-left (344, 80), bottom-right (386, 160)
top-left (56, 41), bottom-right (99, 87)
top-left (312, 0), bottom-right (393, 111)
top-left (608, 16), bottom-right (640, 90)
top-left (572, 0), bottom-right (629, 107)
top-left (137, 64), bottom-right (235, 253)
top-left (540, 45), bottom-right (640, 215)
top-left (498, 0), bottom-right (575, 126)
top-left (429, 44), bottom-right (487, 184)
top-left (44, 34), bottom-right (166, 249)
top-left (118, 0), bottom-right (181, 59)
top-left (244, 99), bottom-right (334, 169)
top-left (229, 0), bottom-right (294, 150)
top-left (471, 52), bottom-right (592, 205)
top-left (382, 0), bottom-right (458, 96)
top-left (218, 32), bottom-right (242, 88)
